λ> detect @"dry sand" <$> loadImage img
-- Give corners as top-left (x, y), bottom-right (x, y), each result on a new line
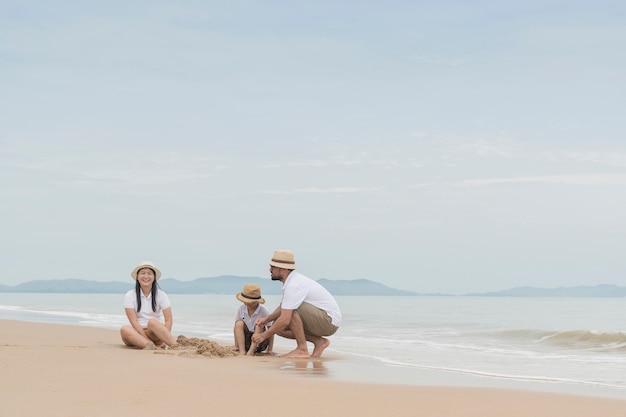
top-left (1, 319), bottom-right (624, 417)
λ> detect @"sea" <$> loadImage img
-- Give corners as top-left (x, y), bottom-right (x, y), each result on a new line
top-left (1, 293), bottom-right (625, 399)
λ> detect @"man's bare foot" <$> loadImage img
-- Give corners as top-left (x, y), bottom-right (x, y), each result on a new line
top-left (281, 347), bottom-right (310, 358)
top-left (311, 338), bottom-right (330, 358)
top-left (144, 342), bottom-right (155, 350)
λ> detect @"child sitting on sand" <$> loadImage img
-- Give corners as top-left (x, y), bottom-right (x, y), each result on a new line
top-left (233, 284), bottom-right (274, 355)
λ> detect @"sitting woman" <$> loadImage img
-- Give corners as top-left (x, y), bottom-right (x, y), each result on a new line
top-left (120, 261), bottom-right (177, 349)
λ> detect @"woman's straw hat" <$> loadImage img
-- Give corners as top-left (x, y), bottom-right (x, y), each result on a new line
top-left (236, 283), bottom-right (265, 304)
top-left (268, 250), bottom-right (297, 270)
top-left (131, 261), bottom-right (162, 281)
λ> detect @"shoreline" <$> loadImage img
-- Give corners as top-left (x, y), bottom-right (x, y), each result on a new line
top-left (307, 353), bottom-right (626, 398)
top-left (1, 312), bottom-right (624, 399)
top-left (1, 319), bottom-right (626, 417)
top-left (2, 293), bottom-right (625, 396)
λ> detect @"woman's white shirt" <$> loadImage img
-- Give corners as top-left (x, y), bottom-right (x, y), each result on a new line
top-left (124, 288), bottom-right (171, 328)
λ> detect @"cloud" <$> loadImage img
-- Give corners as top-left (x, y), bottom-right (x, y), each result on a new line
top-left (540, 151), bottom-right (626, 168)
top-left (261, 187), bottom-right (376, 195)
top-left (407, 182), bottom-right (436, 189)
top-left (450, 138), bottom-right (517, 158)
top-left (259, 154), bottom-right (401, 169)
top-left (405, 54), bottom-right (467, 68)
top-left (76, 169), bottom-right (213, 186)
top-left (456, 173), bottom-right (626, 187)
top-left (1, 143), bottom-right (232, 186)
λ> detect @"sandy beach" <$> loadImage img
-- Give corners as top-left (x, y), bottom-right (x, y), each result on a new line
top-left (1, 319), bottom-right (624, 417)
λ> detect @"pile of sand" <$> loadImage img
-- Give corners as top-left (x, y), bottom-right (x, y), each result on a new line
top-left (171, 335), bottom-right (237, 357)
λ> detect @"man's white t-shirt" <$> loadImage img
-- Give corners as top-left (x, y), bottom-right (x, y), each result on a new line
top-left (123, 288), bottom-right (171, 328)
top-left (281, 270), bottom-right (342, 327)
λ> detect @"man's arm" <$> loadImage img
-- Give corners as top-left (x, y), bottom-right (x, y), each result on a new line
top-left (256, 305), bottom-right (281, 327)
top-left (253, 307), bottom-right (293, 343)
top-left (267, 305), bottom-right (282, 322)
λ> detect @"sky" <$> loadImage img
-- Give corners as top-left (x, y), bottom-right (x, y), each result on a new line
top-left (1, 1), bottom-right (625, 294)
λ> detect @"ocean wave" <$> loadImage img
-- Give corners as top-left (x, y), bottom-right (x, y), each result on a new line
top-left (0, 304), bottom-right (126, 327)
top-left (499, 329), bottom-right (626, 351)
top-left (541, 330), bottom-right (626, 351)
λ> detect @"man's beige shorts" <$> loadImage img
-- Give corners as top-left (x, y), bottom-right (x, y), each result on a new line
top-left (296, 302), bottom-right (338, 337)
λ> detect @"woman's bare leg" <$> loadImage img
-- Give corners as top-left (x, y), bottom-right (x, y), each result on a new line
top-left (146, 319), bottom-right (177, 347)
top-left (120, 325), bottom-right (153, 349)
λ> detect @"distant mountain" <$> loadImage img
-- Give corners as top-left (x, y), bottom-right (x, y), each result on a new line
top-left (467, 284), bottom-right (626, 297)
top-left (0, 276), bottom-right (416, 296)
top-left (160, 276), bottom-right (279, 295)
top-left (1, 279), bottom-right (623, 297)
top-left (5, 279), bottom-right (130, 294)
top-left (317, 278), bottom-right (418, 296)
top-left (160, 276), bottom-right (419, 296)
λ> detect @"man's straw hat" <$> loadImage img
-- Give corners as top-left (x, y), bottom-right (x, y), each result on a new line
top-left (268, 250), bottom-right (297, 270)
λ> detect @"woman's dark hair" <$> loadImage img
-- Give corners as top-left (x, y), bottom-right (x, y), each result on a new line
top-left (135, 268), bottom-right (159, 312)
